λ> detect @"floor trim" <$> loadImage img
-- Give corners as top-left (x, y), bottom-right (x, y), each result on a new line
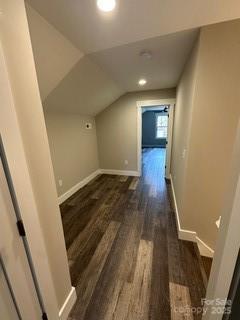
top-left (58, 169), bottom-right (101, 204)
top-left (58, 169), bottom-right (140, 205)
top-left (196, 236), bottom-right (214, 258)
top-left (100, 169), bottom-right (140, 176)
top-left (170, 174), bottom-right (196, 242)
top-left (59, 287), bottom-right (77, 320)
top-left (170, 174), bottom-right (214, 258)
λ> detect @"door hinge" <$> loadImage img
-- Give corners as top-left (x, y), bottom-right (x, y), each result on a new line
top-left (166, 141), bottom-right (168, 145)
top-left (42, 312), bottom-right (48, 320)
top-left (16, 220), bottom-right (26, 237)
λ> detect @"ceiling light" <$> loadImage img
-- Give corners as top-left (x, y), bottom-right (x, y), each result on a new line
top-left (139, 79), bottom-right (147, 86)
top-left (97, 0), bottom-right (116, 12)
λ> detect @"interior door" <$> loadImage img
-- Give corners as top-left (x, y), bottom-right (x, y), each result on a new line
top-left (0, 156), bottom-right (41, 319)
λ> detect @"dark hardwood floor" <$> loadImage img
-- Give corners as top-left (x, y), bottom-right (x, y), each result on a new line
top-left (60, 148), bottom-right (208, 320)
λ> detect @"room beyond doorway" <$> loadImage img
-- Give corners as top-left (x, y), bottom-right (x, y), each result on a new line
top-left (137, 99), bottom-right (175, 179)
top-left (142, 108), bottom-right (168, 149)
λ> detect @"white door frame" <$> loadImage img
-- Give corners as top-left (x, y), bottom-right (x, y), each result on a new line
top-left (136, 99), bottom-right (175, 178)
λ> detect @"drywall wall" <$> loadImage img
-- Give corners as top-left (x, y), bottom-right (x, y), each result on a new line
top-left (171, 19), bottom-right (240, 250)
top-left (96, 89), bottom-right (176, 171)
top-left (142, 111), bottom-right (168, 147)
top-left (171, 38), bottom-right (199, 219)
top-left (25, 4), bottom-right (83, 101)
top-left (0, 0), bottom-right (72, 312)
top-left (45, 112), bottom-right (99, 196)
top-left (203, 120), bottom-right (240, 320)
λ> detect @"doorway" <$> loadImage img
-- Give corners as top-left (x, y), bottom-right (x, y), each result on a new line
top-left (137, 99), bottom-right (175, 178)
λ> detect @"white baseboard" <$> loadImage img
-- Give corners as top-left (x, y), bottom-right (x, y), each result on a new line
top-left (59, 287), bottom-right (77, 320)
top-left (170, 174), bottom-right (196, 242)
top-left (58, 169), bottom-right (101, 204)
top-left (196, 236), bottom-right (214, 258)
top-left (170, 174), bottom-right (214, 258)
top-left (58, 169), bottom-right (140, 205)
top-left (100, 169), bottom-right (140, 176)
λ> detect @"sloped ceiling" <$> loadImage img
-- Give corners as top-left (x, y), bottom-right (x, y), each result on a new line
top-left (26, 0), bottom-right (240, 115)
top-left (43, 56), bottom-right (124, 115)
top-left (26, 4), bottom-right (83, 100)
top-left (26, 4), bottom-right (123, 115)
top-left (27, 0), bottom-right (240, 53)
top-left (90, 29), bottom-right (199, 92)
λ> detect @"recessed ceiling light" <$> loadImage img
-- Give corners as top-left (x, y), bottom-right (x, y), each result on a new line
top-left (139, 79), bottom-right (147, 86)
top-left (97, 0), bottom-right (116, 12)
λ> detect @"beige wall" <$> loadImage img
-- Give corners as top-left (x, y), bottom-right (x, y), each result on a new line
top-left (204, 120), bottom-right (240, 320)
top-left (45, 112), bottom-right (99, 196)
top-left (171, 19), bottom-right (240, 250)
top-left (96, 89), bottom-right (176, 171)
top-left (171, 38), bottom-right (199, 221)
top-left (0, 0), bottom-right (72, 311)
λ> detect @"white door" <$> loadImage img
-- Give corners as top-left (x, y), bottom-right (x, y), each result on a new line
top-left (0, 156), bottom-right (41, 319)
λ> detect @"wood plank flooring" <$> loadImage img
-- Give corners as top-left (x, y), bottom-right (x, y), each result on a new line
top-left (60, 148), bottom-right (208, 320)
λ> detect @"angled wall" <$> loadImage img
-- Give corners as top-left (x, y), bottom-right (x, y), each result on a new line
top-left (26, 3), bottom-right (124, 115)
top-left (43, 55), bottom-right (123, 115)
top-left (26, 4), bottom-right (83, 100)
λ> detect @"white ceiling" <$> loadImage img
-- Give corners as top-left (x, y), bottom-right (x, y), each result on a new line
top-left (26, 0), bottom-right (240, 114)
top-left (27, 0), bottom-right (240, 53)
top-left (90, 29), bottom-right (199, 91)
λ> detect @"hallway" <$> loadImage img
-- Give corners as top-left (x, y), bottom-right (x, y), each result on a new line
top-left (61, 148), bottom-right (206, 320)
